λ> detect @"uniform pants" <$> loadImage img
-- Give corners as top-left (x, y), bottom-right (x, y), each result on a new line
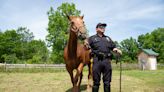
top-left (92, 57), bottom-right (112, 87)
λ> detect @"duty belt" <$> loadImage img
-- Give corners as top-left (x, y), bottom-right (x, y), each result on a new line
top-left (94, 52), bottom-right (112, 60)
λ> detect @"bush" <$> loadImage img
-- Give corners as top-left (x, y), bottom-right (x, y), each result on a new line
top-left (2, 54), bottom-right (19, 63)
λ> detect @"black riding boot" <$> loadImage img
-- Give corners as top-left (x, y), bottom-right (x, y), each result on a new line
top-left (104, 86), bottom-right (111, 92)
top-left (92, 86), bottom-right (99, 92)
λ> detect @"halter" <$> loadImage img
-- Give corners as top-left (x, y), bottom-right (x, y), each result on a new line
top-left (70, 23), bottom-right (86, 36)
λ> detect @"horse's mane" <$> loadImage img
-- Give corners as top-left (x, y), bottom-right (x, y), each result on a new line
top-left (67, 28), bottom-right (78, 60)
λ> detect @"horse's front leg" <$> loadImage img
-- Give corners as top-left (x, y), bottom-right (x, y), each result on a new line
top-left (74, 63), bottom-right (84, 86)
top-left (66, 65), bottom-right (74, 86)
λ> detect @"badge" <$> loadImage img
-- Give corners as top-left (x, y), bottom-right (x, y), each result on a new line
top-left (95, 38), bottom-right (97, 41)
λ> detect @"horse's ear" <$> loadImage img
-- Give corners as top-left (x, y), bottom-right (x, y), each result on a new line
top-left (67, 15), bottom-right (71, 20)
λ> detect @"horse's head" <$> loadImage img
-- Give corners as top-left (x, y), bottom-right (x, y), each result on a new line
top-left (67, 16), bottom-right (87, 40)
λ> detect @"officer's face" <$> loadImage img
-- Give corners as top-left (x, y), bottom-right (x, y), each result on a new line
top-left (97, 26), bottom-right (105, 33)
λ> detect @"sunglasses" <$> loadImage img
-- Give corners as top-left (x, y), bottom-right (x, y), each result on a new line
top-left (98, 26), bottom-right (105, 29)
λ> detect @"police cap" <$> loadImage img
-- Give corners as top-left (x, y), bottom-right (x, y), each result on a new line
top-left (96, 23), bottom-right (107, 28)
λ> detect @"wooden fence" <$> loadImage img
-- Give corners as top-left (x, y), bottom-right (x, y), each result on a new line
top-left (0, 63), bottom-right (163, 71)
top-left (0, 63), bottom-right (65, 69)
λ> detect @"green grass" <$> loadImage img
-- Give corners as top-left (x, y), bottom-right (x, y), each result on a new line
top-left (0, 69), bottom-right (164, 92)
top-left (124, 70), bottom-right (164, 91)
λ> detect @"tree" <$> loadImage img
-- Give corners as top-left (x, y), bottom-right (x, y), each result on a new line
top-left (120, 37), bottom-right (139, 62)
top-left (138, 28), bottom-right (164, 63)
top-left (15, 27), bottom-right (34, 61)
top-left (17, 27), bottom-right (34, 42)
top-left (0, 27), bottom-right (49, 64)
top-left (0, 30), bottom-right (21, 62)
top-left (2, 54), bottom-right (19, 64)
top-left (27, 40), bottom-right (49, 64)
top-left (46, 3), bottom-right (81, 63)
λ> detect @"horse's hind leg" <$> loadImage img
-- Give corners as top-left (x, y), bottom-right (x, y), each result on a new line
top-left (87, 62), bottom-right (93, 89)
top-left (78, 72), bottom-right (83, 87)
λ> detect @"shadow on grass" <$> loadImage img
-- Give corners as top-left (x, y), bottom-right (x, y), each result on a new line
top-left (66, 84), bottom-right (88, 92)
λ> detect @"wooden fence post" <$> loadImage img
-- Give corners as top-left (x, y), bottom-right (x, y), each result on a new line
top-left (5, 62), bottom-right (7, 72)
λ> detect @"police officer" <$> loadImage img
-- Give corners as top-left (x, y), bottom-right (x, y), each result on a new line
top-left (88, 23), bottom-right (122, 92)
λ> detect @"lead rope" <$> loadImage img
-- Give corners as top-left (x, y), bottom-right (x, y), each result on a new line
top-left (119, 55), bottom-right (122, 92)
top-left (115, 53), bottom-right (122, 92)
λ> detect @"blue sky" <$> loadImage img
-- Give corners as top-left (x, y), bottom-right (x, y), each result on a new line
top-left (0, 0), bottom-right (164, 42)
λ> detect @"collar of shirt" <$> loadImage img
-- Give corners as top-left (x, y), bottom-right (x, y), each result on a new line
top-left (96, 34), bottom-right (106, 38)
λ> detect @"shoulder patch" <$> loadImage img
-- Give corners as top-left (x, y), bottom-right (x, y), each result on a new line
top-left (106, 36), bottom-right (111, 42)
top-left (106, 37), bottom-right (110, 41)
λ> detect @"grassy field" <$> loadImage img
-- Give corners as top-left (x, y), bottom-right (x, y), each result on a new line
top-left (0, 69), bottom-right (164, 92)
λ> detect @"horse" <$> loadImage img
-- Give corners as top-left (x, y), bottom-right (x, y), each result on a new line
top-left (64, 16), bottom-right (92, 92)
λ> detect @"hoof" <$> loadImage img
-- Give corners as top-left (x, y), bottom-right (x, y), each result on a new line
top-left (87, 84), bottom-right (92, 92)
top-left (72, 86), bottom-right (80, 92)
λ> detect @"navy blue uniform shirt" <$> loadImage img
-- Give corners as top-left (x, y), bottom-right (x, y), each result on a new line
top-left (88, 34), bottom-right (116, 54)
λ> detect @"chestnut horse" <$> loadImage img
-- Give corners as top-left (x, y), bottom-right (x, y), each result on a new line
top-left (64, 16), bottom-right (92, 92)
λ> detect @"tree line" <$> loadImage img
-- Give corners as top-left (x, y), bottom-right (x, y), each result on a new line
top-left (0, 27), bottom-right (49, 64)
top-left (120, 28), bottom-right (164, 63)
top-left (0, 3), bottom-right (163, 64)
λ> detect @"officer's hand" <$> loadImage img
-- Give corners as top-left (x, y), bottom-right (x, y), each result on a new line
top-left (84, 39), bottom-right (91, 50)
top-left (113, 48), bottom-right (122, 55)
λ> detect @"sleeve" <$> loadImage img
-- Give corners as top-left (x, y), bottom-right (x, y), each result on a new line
top-left (88, 36), bottom-right (99, 55)
top-left (88, 36), bottom-right (93, 46)
top-left (108, 37), bottom-right (116, 50)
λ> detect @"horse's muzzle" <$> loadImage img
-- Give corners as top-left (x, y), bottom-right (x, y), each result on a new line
top-left (78, 33), bottom-right (87, 40)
